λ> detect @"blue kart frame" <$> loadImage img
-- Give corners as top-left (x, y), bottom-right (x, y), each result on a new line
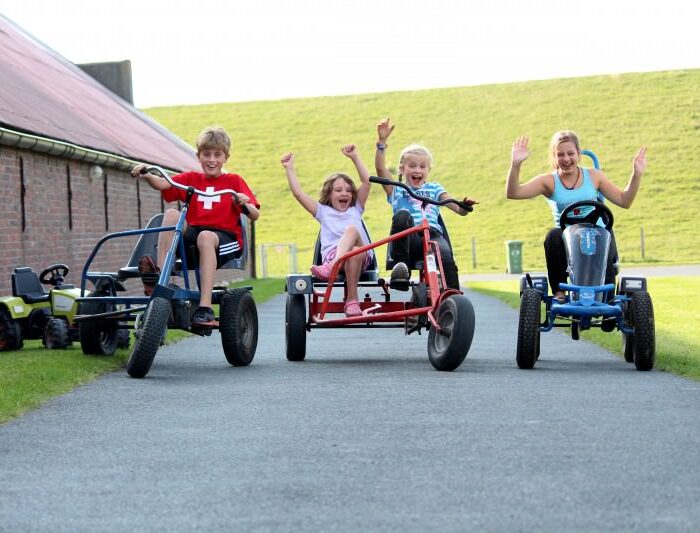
top-left (74, 165), bottom-right (258, 378)
top-left (516, 150), bottom-right (656, 371)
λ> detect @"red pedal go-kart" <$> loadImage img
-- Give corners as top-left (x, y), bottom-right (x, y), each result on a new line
top-left (285, 175), bottom-right (476, 371)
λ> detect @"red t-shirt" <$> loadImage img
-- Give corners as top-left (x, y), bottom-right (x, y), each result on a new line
top-left (161, 171), bottom-right (259, 250)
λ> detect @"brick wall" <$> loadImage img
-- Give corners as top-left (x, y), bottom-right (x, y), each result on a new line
top-left (0, 146), bottom-right (249, 294)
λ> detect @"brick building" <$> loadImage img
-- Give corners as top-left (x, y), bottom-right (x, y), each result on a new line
top-left (0, 14), bottom-right (250, 294)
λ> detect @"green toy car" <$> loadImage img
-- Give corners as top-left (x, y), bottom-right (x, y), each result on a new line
top-left (0, 264), bottom-right (128, 351)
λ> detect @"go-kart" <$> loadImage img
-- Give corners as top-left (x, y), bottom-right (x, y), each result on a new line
top-left (0, 264), bottom-right (111, 351)
top-left (74, 165), bottom-right (258, 378)
top-left (516, 151), bottom-right (655, 371)
top-left (285, 175), bottom-right (476, 371)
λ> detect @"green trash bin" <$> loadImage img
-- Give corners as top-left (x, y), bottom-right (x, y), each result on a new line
top-left (505, 240), bottom-right (523, 274)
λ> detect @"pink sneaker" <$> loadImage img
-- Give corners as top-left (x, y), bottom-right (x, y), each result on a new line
top-left (344, 299), bottom-right (363, 317)
top-left (310, 263), bottom-right (333, 281)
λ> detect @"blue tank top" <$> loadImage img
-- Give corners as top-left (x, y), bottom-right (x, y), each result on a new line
top-left (546, 168), bottom-right (600, 226)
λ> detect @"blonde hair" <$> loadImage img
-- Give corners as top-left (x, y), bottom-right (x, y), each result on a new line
top-left (319, 173), bottom-right (357, 207)
top-left (196, 126), bottom-right (231, 155)
top-left (549, 130), bottom-right (580, 169)
top-left (398, 144), bottom-right (433, 181)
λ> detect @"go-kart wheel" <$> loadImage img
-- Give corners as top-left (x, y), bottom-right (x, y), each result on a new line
top-left (517, 288), bottom-right (541, 369)
top-left (285, 293), bottom-right (307, 361)
top-left (44, 318), bottom-right (71, 349)
top-left (79, 294), bottom-right (118, 356)
top-left (630, 291), bottom-right (655, 371)
top-left (116, 326), bottom-right (131, 349)
top-left (571, 321), bottom-right (580, 341)
top-left (220, 289), bottom-right (258, 366)
top-left (127, 296), bottom-right (170, 378)
top-left (0, 310), bottom-right (23, 351)
top-left (427, 294), bottom-right (475, 371)
top-left (621, 300), bottom-right (634, 363)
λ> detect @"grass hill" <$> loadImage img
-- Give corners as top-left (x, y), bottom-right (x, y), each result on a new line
top-left (145, 69), bottom-right (700, 276)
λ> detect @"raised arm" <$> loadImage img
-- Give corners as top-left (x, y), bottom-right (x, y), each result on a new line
top-left (375, 117), bottom-right (395, 196)
top-left (505, 137), bottom-right (550, 199)
top-left (595, 147), bottom-right (647, 208)
top-left (342, 144), bottom-right (371, 208)
top-left (280, 152), bottom-right (318, 216)
top-left (131, 163), bottom-right (172, 191)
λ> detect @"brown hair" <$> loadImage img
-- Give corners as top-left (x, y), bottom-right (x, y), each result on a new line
top-left (549, 130), bottom-right (580, 169)
top-left (318, 173), bottom-right (357, 207)
top-left (196, 126), bottom-right (231, 155)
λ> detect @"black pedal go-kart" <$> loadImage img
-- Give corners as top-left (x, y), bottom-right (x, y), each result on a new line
top-left (74, 165), bottom-right (258, 378)
top-left (516, 152), bottom-right (655, 371)
top-left (285, 175), bottom-right (476, 371)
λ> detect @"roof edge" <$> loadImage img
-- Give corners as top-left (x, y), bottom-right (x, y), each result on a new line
top-left (0, 126), bottom-right (179, 174)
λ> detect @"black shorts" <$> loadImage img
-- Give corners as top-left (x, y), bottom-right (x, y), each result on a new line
top-left (181, 226), bottom-right (242, 268)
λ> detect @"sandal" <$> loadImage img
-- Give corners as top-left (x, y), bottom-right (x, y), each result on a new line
top-left (310, 263), bottom-right (333, 281)
top-left (344, 299), bottom-right (363, 317)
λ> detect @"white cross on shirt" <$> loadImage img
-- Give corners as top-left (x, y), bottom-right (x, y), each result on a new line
top-left (197, 187), bottom-right (221, 209)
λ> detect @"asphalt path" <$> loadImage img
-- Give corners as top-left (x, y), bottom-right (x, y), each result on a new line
top-left (1, 286), bottom-right (699, 531)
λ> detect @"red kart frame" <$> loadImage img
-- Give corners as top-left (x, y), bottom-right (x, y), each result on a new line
top-left (284, 175), bottom-right (476, 371)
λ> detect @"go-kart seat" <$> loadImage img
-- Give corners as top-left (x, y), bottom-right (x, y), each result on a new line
top-left (11, 267), bottom-right (49, 304)
top-left (386, 213), bottom-right (452, 272)
top-left (118, 213), bottom-right (249, 282)
top-left (312, 221), bottom-right (379, 282)
top-left (173, 217), bottom-right (249, 274)
top-left (118, 213), bottom-right (164, 281)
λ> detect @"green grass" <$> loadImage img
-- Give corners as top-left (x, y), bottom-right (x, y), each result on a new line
top-left (145, 69), bottom-right (700, 276)
top-left (466, 277), bottom-right (700, 381)
top-left (0, 278), bottom-right (284, 425)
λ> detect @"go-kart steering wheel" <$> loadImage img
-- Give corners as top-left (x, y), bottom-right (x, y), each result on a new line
top-left (559, 200), bottom-right (614, 231)
top-left (39, 264), bottom-right (70, 286)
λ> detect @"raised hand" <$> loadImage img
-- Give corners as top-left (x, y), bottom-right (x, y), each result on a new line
top-left (377, 117), bottom-right (395, 143)
top-left (511, 136), bottom-right (530, 165)
top-left (341, 144), bottom-right (357, 158)
top-left (633, 146), bottom-right (647, 176)
top-left (280, 152), bottom-right (295, 168)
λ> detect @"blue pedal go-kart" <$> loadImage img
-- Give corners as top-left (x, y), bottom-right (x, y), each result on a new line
top-left (74, 165), bottom-right (258, 378)
top-left (516, 152), bottom-right (655, 371)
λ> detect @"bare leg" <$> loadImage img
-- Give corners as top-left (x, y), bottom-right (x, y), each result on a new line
top-left (342, 249), bottom-right (366, 302)
top-left (196, 230), bottom-right (220, 308)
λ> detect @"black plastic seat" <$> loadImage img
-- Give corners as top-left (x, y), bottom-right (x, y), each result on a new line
top-left (11, 267), bottom-right (50, 304)
top-left (118, 213), bottom-right (164, 280)
top-left (312, 221), bottom-right (379, 282)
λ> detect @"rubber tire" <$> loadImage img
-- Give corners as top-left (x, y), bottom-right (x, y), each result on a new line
top-left (427, 294), bottom-right (475, 371)
top-left (116, 326), bottom-right (131, 348)
top-left (127, 297), bottom-right (170, 378)
top-left (285, 294), bottom-right (307, 361)
top-left (0, 310), bottom-right (23, 351)
top-left (571, 321), bottom-right (580, 341)
top-left (631, 291), bottom-right (655, 371)
top-left (517, 288), bottom-right (542, 369)
top-left (44, 318), bottom-right (71, 349)
top-left (78, 295), bottom-right (118, 356)
top-left (621, 300), bottom-right (634, 363)
top-left (220, 289), bottom-right (258, 366)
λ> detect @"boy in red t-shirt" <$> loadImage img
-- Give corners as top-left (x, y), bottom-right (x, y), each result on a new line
top-left (131, 126), bottom-right (260, 326)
